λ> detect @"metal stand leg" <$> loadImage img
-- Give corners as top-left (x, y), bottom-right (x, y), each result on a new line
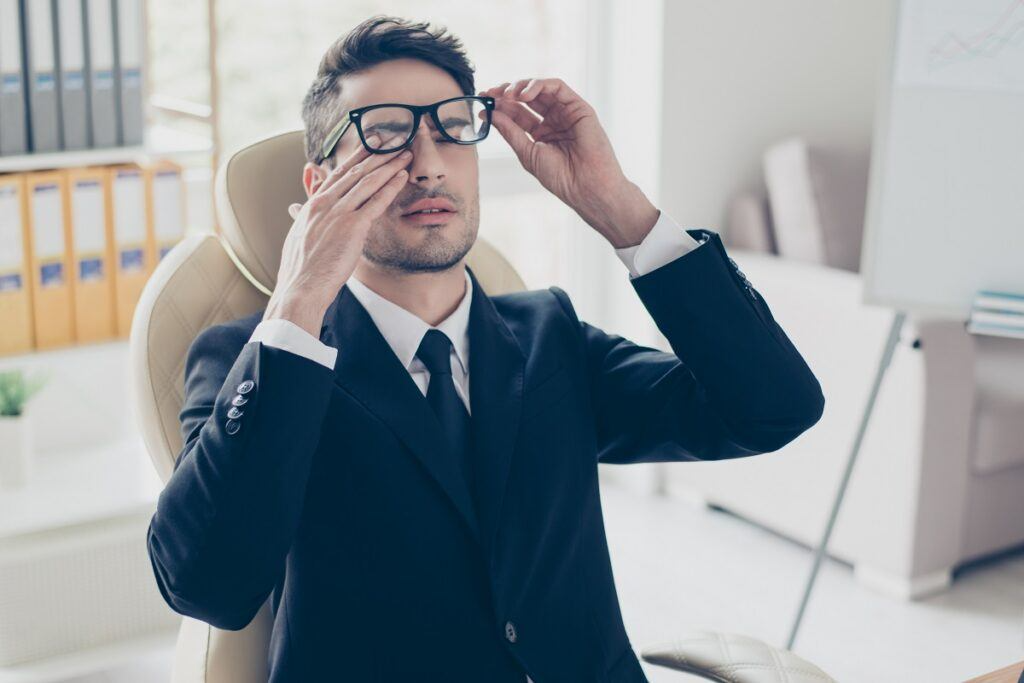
top-left (785, 310), bottom-right (907, 650)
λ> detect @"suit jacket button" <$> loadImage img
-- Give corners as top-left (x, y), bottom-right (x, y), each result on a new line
top-left (225, 419), bottom-right (241, 435)
top-left (504, 621), bottom-right (517, 643)
top-left (231, 394), bottom-right (248, 407)
top-left (236, 379), bottom-right (255, 394)
top-left (227, 406), bottom-right (244, 420)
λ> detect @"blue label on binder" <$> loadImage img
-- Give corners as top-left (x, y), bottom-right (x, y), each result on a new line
top-left (65, 71), bottom-right (85, 89)
top-left (120, 248), bottom-right (144, 272)
top-left (35, 73), bottom-right (55, 91)
top-left (0, 273), bottom-right (22, 292)
top-left (40, 262), bottom-right (63, 287)
top-left (1, 74), bottom-right (20, 93)
top-left (159, 245), bottom-right (173, 260)
top-left (79, 257), bottom-right (104, 282)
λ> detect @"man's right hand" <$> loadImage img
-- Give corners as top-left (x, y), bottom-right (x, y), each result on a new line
top-left (263, 134), bottom-right (414, 336)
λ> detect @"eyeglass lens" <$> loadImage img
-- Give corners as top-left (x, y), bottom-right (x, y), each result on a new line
top-left (360, 98), bottom-right (490, 151)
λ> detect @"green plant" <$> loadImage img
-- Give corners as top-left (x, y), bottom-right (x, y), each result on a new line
top-left (0, 369), bottom-right (48, 417)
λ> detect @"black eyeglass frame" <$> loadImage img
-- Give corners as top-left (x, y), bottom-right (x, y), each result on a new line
top-left (317, 95), bottom-right (496, 163)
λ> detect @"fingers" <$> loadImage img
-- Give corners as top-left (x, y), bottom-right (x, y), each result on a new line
top-left (479, 82), bottom-right (511, 99)
top-left (497, 78), bottom-right (590, 120)
top-left (314, 134), bottom-right (379, 198)
top-left (345, 150), bottom-right (413, 211)
top-left (504, 79), bottom-right (534, 98)
top-left (490, 109), bottom-right (534, 165)
top-left (357, 166), bottom-right (409, 218)
top-left (481, 81), bottom-right (541, 159)
top-left (483, 78), bottom-right (573, 142)
top-left (321, 138), bottom-right (409, 204)
top-left (495, 97), bottom-right (543, 136)
top-left (512, 78), bottom-right (582, 106)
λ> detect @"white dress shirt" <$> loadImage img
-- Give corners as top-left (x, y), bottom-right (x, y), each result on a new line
top-left (246, 209), bottom-right (700, 681)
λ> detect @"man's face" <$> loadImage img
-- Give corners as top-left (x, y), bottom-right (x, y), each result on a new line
top-left (310, 57), bottom-right (480, 275)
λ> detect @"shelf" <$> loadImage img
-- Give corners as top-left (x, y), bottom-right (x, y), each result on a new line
top-left (0, 124), bottom-right (213, 174)
top-left (0, 146), bottom-right (149, 173)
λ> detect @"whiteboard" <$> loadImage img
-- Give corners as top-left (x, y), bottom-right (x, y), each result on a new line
top-left (861, 0), bottom-right (1024, 318)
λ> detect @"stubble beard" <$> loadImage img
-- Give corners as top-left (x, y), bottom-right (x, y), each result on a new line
top-left (362, 193), bottom-right (480, 274)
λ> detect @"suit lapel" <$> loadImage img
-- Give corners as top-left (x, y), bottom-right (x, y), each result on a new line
top-left (464, 266), bottom-right (526, 564)
top-left (319, 279), bottom-right (483, 546)
top-left (317, 266), bottom-right (526, 565)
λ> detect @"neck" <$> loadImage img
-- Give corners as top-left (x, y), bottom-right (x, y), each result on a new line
top-left (352, 259), bottom-right (467, 327)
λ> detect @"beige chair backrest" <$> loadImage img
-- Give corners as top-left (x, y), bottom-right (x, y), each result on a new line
top-left (129, 129), bottom-right (526, 682)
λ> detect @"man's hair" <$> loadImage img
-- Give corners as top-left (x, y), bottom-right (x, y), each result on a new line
top-left (301, 15), bottom-right (476, 167)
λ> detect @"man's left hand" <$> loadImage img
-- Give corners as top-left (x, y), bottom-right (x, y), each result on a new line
top-left (479, 78), bottom-right (659, 248)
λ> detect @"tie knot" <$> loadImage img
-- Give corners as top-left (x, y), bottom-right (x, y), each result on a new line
top-left (416, 329), bottom-right (454, 376)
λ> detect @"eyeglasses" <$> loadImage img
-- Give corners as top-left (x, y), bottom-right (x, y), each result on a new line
top-left (317, 95), bottom-right (495, 164)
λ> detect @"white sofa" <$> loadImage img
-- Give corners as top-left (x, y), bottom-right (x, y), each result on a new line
top-left (654, 249), bottom-right (1024, 600)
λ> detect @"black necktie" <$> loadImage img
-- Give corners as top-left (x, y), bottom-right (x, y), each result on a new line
top-left (415, 329), bottom-right (475, 514)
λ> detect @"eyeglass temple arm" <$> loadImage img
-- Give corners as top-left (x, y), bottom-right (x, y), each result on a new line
top-left (320, 114), bottom-right (351, 162)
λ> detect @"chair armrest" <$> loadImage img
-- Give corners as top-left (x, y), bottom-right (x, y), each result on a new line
top-left (639, 630), bottom-right (837, 682)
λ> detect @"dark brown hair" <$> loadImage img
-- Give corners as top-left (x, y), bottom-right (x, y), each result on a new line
top-left (301, 15), bottom-right (476, 167)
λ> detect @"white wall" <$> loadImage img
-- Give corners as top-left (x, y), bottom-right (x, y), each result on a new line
top-left (594, 0), bottom-right (893, 491)
top-left (657, 0), bottom-right (894, 233)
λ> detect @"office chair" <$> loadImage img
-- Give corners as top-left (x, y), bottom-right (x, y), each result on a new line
top-left (129, 129), bottom-right (835, 683)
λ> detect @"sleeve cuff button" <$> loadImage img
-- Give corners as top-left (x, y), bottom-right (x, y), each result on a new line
top-left (226, 419), bottom-right (241, 435)
top-left (236, 379), bottom-right (255, 394)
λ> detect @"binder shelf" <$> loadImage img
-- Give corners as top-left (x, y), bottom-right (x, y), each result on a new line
top-left (0, 159), bottom-right (187, 356)
top-left (0, 146), bottom-right (148, 175)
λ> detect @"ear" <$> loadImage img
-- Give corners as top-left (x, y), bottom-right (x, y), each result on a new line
top-left (302, 162), bottom-right (330, 196)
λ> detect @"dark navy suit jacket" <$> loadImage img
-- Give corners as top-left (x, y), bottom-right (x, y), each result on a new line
top-left (147, 229), bottom-right (824, 682)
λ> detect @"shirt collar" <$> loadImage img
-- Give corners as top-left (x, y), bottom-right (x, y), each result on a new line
top-left (345, 269), bottom-right (473, 374)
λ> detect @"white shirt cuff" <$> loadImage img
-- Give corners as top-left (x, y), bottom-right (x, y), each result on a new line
top-left (613, 209), bottom-right (703, 279)
top-left (248, 318), bottom-right (338, 370)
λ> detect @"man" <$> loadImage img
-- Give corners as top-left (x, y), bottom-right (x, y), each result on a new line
top-left (147, 15), bottom-right (824, 683)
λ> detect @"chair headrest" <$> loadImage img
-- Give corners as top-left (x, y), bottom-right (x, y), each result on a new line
top-left (213, 128), bottom-right (527, 298)
top-left (214, 129), bottom-right (309, 292)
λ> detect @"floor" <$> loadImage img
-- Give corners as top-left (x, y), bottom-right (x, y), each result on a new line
top-left (61, 475), bottom-right (1024, 683)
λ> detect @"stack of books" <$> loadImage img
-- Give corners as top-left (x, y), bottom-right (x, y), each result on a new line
top-left (967, 291), bottom-right (1024, 340)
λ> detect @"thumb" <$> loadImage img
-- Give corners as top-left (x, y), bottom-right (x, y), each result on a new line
top-left (287, 202), bottom-right (302, 220)
top-left (491, 109), bottom-right (534, 168)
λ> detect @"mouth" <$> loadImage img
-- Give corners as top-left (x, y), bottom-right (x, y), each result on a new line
top-left (400, 208), bottom-right (457, 225)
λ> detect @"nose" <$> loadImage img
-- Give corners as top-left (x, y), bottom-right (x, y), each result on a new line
top-left (405, 117), bottom-right (446, 187)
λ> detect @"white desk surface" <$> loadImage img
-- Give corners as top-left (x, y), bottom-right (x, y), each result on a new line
top-left (0, 437), bottom-right (163, 539)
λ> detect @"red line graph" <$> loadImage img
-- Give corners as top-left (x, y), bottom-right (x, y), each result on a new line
top-left (927, 0), bottom-right (1024, 68)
